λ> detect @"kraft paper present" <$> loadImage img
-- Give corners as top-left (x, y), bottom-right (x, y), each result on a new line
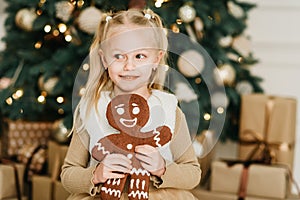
top-left (31, 175), bottom-right (69, 200)
top-left (210, 161), bottom-right (289, 199)
top-left (192, 189), bottom-right (300, 200)
top-left (1, 197), bottom-right (28, 200)
top-left (239, 94), bottom-right (297, 169)
top-left (47, 140), bottom-right (68, 176)
top-left (0, 164), bottom-right (25, 199)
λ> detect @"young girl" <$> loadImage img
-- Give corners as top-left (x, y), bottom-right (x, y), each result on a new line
top-left (60, 9), bottom-right (201, 200)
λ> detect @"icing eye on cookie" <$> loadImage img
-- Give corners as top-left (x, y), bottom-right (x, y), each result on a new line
top-left (132, 103), bottom-right (140, 115)
top-left (115, 104), bottom-right (125, 115)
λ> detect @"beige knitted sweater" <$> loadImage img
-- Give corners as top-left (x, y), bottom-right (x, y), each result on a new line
top-left (60, 107), bottom-right (201, 200)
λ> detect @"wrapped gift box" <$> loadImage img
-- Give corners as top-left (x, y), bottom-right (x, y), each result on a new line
top-left (0, 163), bottom-right (25, 199)
top-left (47, 141), bottom-right (68, 176)
top-left (192, 189), bottom-right (299, 200)
top-left (1, 197), bottom-right (28, 200)
top-left (31, 176), bottom-right (69, 200)
top-left (31, 141), bottom-right (69, 200)
top-left (1, 119), bottom-right (53, 157)
top-left (210, 161), bottom-right (289, 199)
top-left (239, 94), bottom-right (297, 169)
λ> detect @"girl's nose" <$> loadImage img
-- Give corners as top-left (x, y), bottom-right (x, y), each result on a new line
top-left (123, 57), bottom-right (135, 71)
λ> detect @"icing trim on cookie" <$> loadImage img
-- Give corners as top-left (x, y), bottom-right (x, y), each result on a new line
top-left (95, 142), bottom-right (110, 155)
top-left (128, 190), bottom-right (149, 199)
top-left (130, 168), bottom-right (150, 176)
top-left (101, 187), bottom-right (121, 198)
top-left (153, 129), bottom-right (161, 147)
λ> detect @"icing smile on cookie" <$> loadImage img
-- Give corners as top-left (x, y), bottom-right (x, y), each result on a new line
top-left (120, 117), bottom-right (137, 127)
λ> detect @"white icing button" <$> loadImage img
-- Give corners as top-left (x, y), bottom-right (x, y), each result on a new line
top-left (127, 154), bottom-right (133, 159)
top-left (127, 144), bottom-right (133, 150)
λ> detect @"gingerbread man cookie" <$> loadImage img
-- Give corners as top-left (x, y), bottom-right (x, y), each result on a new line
top-left (92, 93), bottom-right (172, 200)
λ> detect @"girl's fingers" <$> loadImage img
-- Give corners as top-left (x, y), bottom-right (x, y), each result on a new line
top-left (102, 153), bottom-right (132, 174)
top-left (135, 145), bottom-right (156, 155)
top-left (103, 171), bottom-right (126, 179)
top-left (135, 153), bottom-right (151, 165)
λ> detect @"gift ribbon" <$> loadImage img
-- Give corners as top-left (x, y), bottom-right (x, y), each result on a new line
top-left (239, 97), bottom-right (294, 164)
top-left (222, 159), bottom-right (300, 200)
top-left (239, 129), bottom-right (294, 165)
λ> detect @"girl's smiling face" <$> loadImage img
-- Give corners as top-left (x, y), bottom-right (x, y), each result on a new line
top-left (100, 26), bottom-right (164, 97)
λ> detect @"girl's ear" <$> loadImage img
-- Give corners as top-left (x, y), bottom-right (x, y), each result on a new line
top-left (154, 50), bottom-right (165, 64)
top-left (98, 49), bottom-right (108, 69)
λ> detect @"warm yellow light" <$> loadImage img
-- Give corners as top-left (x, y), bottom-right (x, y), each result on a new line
top-left (6, 97), bottom-right (13, 105)
top-left (37, 95), bottom-right (46, 103)
top-left (57, 96), bottom-right (64, 104)
top-left (77, 0), bottom-right (84, 7)
top-left (65, 35), bottom-right (72, 42)
top-left (203, 113), bottom-right (211, 120)
top-left (44, 25), bottom-right (51, 33)
top-left (176, 19), bottom-right (183, 25)
top-left (53, 29), bottom-right (60, 36)
top-left (217, 107), bottom-right (224, 114)
top-left (195, 77), bottom-right (201, 84)
top-left (155, 2), bottom-right (162, 7)
top-left (82, 63), bottom-right (89, 71)
top-left (13, 89), bottom-right (24, 99)
top-left (79, 87), bottom-right (86, 96)
top-left (36, 9), bottom-right (43, 15)
top-left (34, 41), bottom-right (42, 49)
top-left (41, 91), bottom-right (47, 96)
top-left (58, 23), bottom-right (67, 33)
top-left (58, 108), bottom-right (64, 114)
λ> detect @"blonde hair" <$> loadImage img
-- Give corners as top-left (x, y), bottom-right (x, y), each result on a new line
top-left (72, 9), bottom-right (168, 133)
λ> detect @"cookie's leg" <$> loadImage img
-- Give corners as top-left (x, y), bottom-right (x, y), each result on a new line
top-left (100, 174), bottom-right (128, 200)
top-left (128, 168), bottom-right (150, 200)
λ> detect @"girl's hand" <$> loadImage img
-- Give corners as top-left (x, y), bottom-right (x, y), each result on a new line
top-left (135, 145), bottom-right (166, 177)
top-left (93, 153), bottom-right (132, 184)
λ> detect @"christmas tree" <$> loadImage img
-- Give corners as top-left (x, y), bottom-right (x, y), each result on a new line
top-left (0, 0), bottom-right (263, 141)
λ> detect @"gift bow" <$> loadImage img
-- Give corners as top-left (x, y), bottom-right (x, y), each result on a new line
top-left (239, 97), bottom-right (293, 164)
top-left (239, 129), bottom-right (293, 164)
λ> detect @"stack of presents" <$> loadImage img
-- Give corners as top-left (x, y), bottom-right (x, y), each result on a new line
top-left (0, 120), bottom-right (70, 200)
top-left (1, 94), bottom-right (300, 200)
top-left (193, 94), bottom-right (300, 200)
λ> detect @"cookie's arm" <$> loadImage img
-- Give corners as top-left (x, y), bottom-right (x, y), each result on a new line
top-left (152, 126), bottom-right (172, 147)
top-left (91, 137), bottom-right (114, 162)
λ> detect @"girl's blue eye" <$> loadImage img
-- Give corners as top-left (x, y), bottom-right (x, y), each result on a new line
top-left (114, 54), bottom-right (125, 60)
top-left (136, 54), bottom-right (146, 59)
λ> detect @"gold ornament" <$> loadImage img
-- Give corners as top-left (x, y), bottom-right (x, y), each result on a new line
top-left (236, 81), bottom-right (253, 94)
top-left (78, 7), bottom-right (103, 34)
top-left (0, 77), bottom-right (12, 90)
top-left (15, 8), bottom-right (38, 31)
top-left (214, 64), bottom-right (236, 86)
top-left (211, 92), bottom-right (229, 108)
top-left (194, 17), bottom-right (204, 40)
top-left (178, 4), bottom-right (196, 23)
top-left (232, 35), bottom-right (252, 57)
top-left (55, 1), bottom-right (75, 22)
top-left (51, 120), bottom-right (70, 144)
top-left (228, 1), bottom-right (244, 18)
top-left (219, 35), bottom-right (233, 47)
top-left (38, 76), bottom-right (59, 95)
top-left (177, 50), bottom-right (205, 77)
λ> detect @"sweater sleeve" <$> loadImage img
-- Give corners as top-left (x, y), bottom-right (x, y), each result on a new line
top-left (152, 107), bottom-right (201, 189)
top-left (60, 120), bottom-right (101, 196)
